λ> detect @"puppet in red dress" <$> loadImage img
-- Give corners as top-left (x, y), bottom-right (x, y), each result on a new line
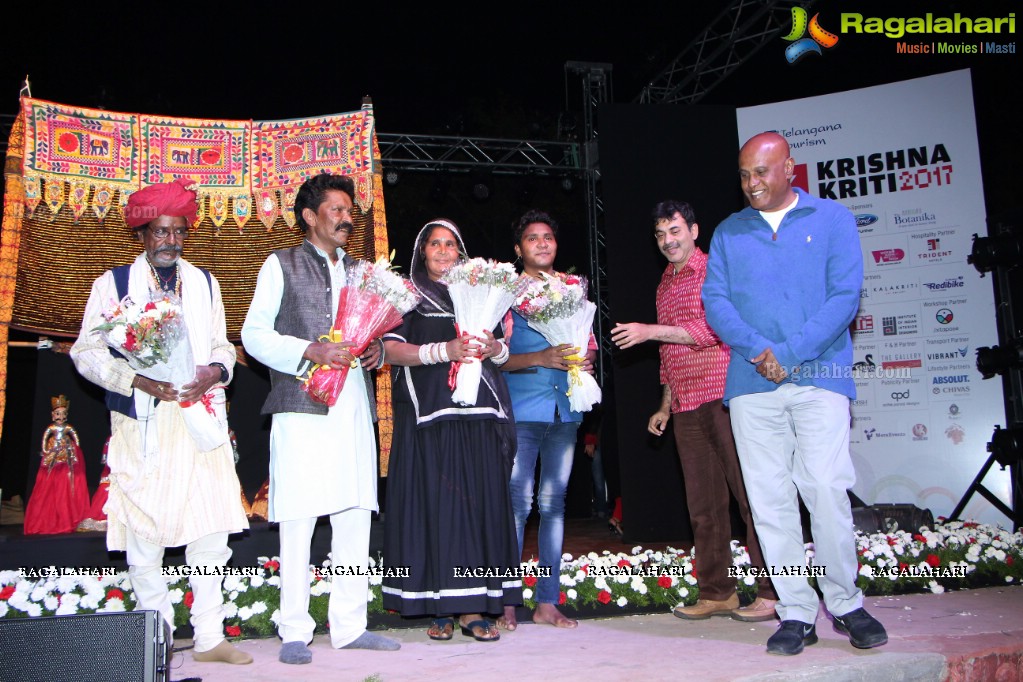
top-left (24, 395), bottom-right (90, 534)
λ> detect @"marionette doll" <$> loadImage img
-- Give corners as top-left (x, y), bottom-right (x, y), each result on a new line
top-left (23, 395), bottom-right (91, 534)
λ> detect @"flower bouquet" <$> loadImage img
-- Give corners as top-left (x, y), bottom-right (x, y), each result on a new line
top-left (440, 258), bottom-right (519, 405)
top-left (301, 255), bottom-right (421, 407)
top-left (513, 272), bottom-right (602, 412)
top-left (92, 292), bottom-right (192, 386)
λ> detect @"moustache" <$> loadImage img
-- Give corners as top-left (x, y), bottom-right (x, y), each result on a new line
top-left (335, 221), bottom-right (354, 233)
top-left (157, 245), bottom-right (183, 255)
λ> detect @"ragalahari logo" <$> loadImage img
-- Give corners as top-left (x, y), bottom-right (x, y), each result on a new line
top-left (783, 7), bottom-right (839, 63)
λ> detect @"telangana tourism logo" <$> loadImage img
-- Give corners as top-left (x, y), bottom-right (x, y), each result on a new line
top-left (783, 7), bottom-right (839, 63)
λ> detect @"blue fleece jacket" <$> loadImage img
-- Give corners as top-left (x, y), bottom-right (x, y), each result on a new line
top-left (702, 188), bottom-right (863, 403)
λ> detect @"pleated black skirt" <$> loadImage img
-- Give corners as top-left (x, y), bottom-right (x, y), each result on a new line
top-left (382, 406), bottom-right (523, 617)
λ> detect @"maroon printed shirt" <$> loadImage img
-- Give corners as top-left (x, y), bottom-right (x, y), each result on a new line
top-left (657, 247), bottom-right (729, 413)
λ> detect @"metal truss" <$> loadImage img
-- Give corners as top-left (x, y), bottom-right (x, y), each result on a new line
top-left (378, 133), bottom-right (580, 175)
top-left (566, 61), bottom-right (614, 385)
top-left (636, 0), bottom-right (819, 105)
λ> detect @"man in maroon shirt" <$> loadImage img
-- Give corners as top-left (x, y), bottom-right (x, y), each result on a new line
top-left (611, 200), bottom-right (777, 621)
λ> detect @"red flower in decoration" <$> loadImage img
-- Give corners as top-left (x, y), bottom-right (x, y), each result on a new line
top-left (263, 559), bottom-right (280, 573)
top-left (184, 590), bottom-right (194, 609)
top-left (144, 302), bottom-right (156, 312)
top-left (597, 590), bottom-right (612, 605)
top-left (283, 144), bottom-right (304, 163)
top-left (559, 591), bottom-right (567, 605)
top-left (899, 562), bottom-right (909, 572)
top-left (58, 133), bottom-right (79, 153)
top-left (1008, 556), bottom-right (1015, 566)
top-left (225, 625), bottom-right (242, 637)
top-left (887, 537), bottom-right (898, 546)
top-left (913, 534), bottom-right (926, 542)
top-left (106, 588), bottom-right (124, 601)
top-left (925, 554), bottom-right (941, 568)
top-left (200, 149), bottom-right (221, 165)
top-left (0, 585), bottom-right (14, 600)
top-left (657, 575), bottom-right (672, 589)
top-left (580, 564), bottom-right (589, 576)
top-left (617, 559), bottom-right (631, 569)
top-left (523, 575), bottom-right (537, 587)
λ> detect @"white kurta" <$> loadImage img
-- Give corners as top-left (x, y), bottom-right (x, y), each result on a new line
top-left (241, 246), bottom-right (378, 523)
top-left (70, 261), bottom-right (248, 550)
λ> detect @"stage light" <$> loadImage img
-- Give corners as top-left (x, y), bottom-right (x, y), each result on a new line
top-left (384, 169), bottom-right (400, 187)
top-left (988, 425), bottom-right (1023, 468)
top-left (557, 111), bottom-right (578, 140)
top-left (968, 230), bottom-right (1023, 275)
top-left (976, 339), bottom-right (1023, 379)
top-left (560, 174), bottom-right (576, 193)
top-left (470, 170), bottom-right (492, 202)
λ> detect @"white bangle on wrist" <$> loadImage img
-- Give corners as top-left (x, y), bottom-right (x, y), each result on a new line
top-left (418, 343), bottom-right (434, 365)
top-left (491, 339), bottom-right (510, 366)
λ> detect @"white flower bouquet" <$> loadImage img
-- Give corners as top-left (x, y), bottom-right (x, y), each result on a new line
top-left (440, 258), bottom-right (519, 405)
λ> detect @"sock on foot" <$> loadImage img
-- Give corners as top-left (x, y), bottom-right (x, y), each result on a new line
top-left (340, 632), bottom-right (401, 651)
top-left (279, 641), bottom-right (312, 664)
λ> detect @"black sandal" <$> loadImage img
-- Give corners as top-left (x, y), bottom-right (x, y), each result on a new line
top-left (459, 619), bottom-right (499, 642)
top-left (427, 617), bottom-right (454, 641)
top-left (608, 517), bottom-right (623, 536)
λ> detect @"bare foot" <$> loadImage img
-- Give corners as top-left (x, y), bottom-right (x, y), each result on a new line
top-left (497, 605), bottom-right (518, 631)
top-left (532, 602), bottom-right (578, 628)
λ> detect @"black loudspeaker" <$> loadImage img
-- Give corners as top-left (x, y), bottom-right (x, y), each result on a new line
top-left (852, 504), bottom-right (935, 534)
top-left (0, 610), bottom-right (169, 682)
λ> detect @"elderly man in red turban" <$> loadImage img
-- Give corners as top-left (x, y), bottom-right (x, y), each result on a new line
top-left (71, 179), bottom-right (252, 665)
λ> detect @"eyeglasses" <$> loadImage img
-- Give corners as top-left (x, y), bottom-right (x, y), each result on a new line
top-left (146, 226), bottom-right (190, 239)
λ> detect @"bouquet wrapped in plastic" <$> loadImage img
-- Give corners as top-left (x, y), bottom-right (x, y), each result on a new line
top-left (440, 258), bottom-right (519, 405)
top-left (301, 256), bottom-right (421, 407)
top-left (92, 292), bottom-right (193, 387)
top-left (513, 272), bottom-right (602, 412)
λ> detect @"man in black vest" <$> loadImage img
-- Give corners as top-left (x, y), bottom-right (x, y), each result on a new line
top-left (242, 173), bottom-right (399, 664)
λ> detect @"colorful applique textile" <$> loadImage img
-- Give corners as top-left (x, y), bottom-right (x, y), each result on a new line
top-left (21, 99), bottom-right (138, 185)
top-left (139, 115), bottom-right (250, 190)
top-left (23, 175), bottom-right (41, 217)
top-left (91, 184), bottom-right (115, 223)
top-left (252, 109), bottom-right (375, 193)
top-left (232, 194), bottom-right (252, 231)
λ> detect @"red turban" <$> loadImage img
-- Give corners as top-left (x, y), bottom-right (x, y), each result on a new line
top-left (124, 178), bottom-right (199, 229)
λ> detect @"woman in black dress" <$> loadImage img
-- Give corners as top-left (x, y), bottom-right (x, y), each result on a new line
top-left (381, 219), bottom-right (521, 642)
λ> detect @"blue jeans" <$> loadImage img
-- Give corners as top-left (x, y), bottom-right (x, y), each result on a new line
top-left (509, 420), bottom-right (579, 604)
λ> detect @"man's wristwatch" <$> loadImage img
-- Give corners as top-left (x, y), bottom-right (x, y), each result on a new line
top-left (209, 362), bottom-right (229, 383)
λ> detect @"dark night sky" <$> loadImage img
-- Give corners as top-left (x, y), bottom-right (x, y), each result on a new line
top-left (1, 1), bottom-right (1018, 214)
